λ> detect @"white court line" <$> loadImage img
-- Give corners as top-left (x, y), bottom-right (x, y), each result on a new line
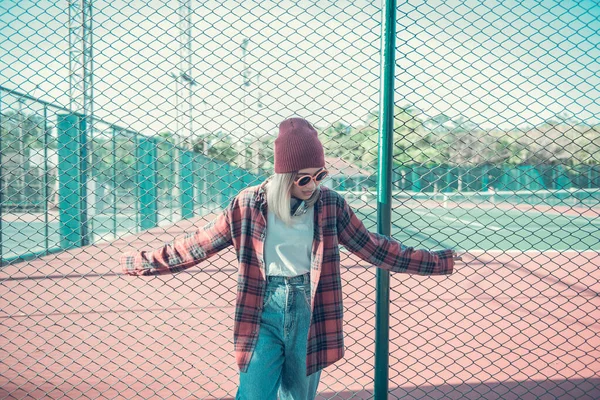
top-left (413, 210), bottom-right (504, 231)
top-left (347, 248), bottom-right (599, 255)
top-left (478, 205), bottom-right (600, 227)
top-left (462, 249), bottom-right (600, 255)
top-left (390, 199), bottom-right (600, 225)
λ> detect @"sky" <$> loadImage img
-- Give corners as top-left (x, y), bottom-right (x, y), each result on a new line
top-left (1, 0), bottom-right (599, 143)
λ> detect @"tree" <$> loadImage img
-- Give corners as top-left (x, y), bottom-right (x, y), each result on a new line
top-left (192, 132), bottom-right (238, 164)
top-left (1, 110), bottom-right (46, 152)
top-left (321, 121), bottom-right (370, 167)
top-left (362, 104), bottom-right (433, 165)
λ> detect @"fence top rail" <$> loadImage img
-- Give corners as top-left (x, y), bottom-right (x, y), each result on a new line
top-left (0, 85), bottom-right (72, 113)
top-left (0, 86), bottom-right (268, 178)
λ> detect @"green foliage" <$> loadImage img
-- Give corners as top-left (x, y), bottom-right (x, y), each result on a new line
top-left (1, 110), bottom-right (49, 152)
top-left (321, 121), bottom-right (372, 168)
top-left (3, 109), bottom-right (598, 182)
top-left (193, 132), bottom-right (238, 164)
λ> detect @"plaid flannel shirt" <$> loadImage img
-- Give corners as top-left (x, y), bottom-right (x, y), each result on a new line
top-left (121, 181), bottom-right (454, 375)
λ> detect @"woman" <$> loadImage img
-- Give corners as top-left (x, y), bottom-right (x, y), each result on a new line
top-left (121, 117), bottom-right (462, 400)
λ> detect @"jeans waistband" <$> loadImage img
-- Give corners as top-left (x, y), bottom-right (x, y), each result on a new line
top-left (266, 273), bottom-right (310, 285)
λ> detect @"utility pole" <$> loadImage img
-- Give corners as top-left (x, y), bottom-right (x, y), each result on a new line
top-left (173, 0), bottom-right (196, 150)
top-left (240, 38), bottom-right (262, 174)
top-left (68, 0), bottom-right (93, 118)
top-left (253, 72), bottom-right (263, 175)
top-left (241, 38), bottom-right (250, 170)
top-left (18, 98), bottom-right (25, 205)
top-left (169, 70), bottom-right (197, 149)
top-left (67, 0), bottom-right (93, 246)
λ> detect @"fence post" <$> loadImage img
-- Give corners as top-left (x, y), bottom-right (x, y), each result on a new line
top-left (217, 162), bottom-right (228, 208)
top-left (57, 113), bottom-right (90, 249)
top-left (196, 154), bottom-right (205, 212)
top-left (79, 116), bottom-right (90, 246)
top-left (375, 0), bottom-right (396, 398)
top-left (137, 136), bottom-right (158, 230)
top-left (0, 91), bottom-right (3, 262)
top-left (43, 106), bottom-right (50, 251)
top-left (180, 149), bottom-right (195, 219)
top-left (111, 128), bottom-right (117, 236)
top-left (411, 168), bottom-right (421, 191)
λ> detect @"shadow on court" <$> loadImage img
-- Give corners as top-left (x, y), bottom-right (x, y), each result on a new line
top-left (315, 376), bottom-right (600, 399)
top-left (3, 377), bottom-right (598, 399)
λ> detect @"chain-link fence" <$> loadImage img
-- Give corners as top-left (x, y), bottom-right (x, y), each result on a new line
top-left (1, 0), bottom-right (599, 399)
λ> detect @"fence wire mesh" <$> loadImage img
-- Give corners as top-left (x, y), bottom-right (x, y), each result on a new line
top-left (1, 0), bottom-right (599, 399)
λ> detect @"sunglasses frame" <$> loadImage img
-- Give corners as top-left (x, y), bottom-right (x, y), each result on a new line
top-left (294, 168), bottom-right (329, 187)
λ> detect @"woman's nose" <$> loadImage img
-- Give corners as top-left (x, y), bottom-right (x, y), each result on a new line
top-left (305, 180), bottom-right (316, 191)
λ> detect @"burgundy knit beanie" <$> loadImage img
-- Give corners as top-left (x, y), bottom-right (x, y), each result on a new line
top-left (274, 117), bottom-right (325, 173)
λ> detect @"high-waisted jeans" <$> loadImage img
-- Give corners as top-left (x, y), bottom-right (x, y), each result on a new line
top-left (236, 273), bottom-right (321, 400)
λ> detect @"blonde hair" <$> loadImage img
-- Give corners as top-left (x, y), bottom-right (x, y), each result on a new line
top-left (266, 172), bottom-right (321, 226)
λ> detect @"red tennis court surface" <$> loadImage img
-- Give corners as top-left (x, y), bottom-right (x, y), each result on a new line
top-left (1, 215), bottom-right (599, 399)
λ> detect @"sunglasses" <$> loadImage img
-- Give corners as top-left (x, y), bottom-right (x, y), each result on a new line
top-left (294, 169), bottom-right (329, 187)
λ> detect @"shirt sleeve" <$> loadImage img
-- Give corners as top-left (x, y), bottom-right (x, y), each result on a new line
top-left (336, 196), bottom-right (454, 275)
top-left (120, 204), bottom-right (233, 276)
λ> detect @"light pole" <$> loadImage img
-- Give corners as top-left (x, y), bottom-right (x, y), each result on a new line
top-left (68, 0), bottom-right (93, 117)
top-left (18, 98), bottom-right (25, 205)
top-left (172, 0), bottom-right (197, 151)
top-left (169, 71), bottom-right (197, 150)
top-left (240, 38), bottom-right (263, 174)
top-left (241, 38), bottom-right (250, 170)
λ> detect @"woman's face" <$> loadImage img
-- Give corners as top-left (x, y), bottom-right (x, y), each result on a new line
top-left (290, 167), bottom-right (324, 200)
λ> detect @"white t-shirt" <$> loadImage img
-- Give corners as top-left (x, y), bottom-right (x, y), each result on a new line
top-left (264, 206), bottom-right (314, 276)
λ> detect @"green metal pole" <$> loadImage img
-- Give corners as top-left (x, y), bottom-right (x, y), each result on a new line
top-left (137, 136), bottom-right (158, 230)
top-left (180, 149), bottom-right (195, 219)
top-left (111, 128), bottom-right (117, 237)
top-left (0, 90), bottom-right (3, 263)
top-left (196, 155), bottom-right (203, 214)
top-left (79, 115), bottom-right (90, 246)
top-left (375, 0), bottom-right (396, 398)
top-left (57, 114), bottom-right (87, 249)
top-left (482, 165), bottom-right (489, 191)
top-left (43, 106), bottom-right (49, 252)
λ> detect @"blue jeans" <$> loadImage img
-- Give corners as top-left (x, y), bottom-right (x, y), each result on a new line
top-left (236, 273), bottom-right (321, 400)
